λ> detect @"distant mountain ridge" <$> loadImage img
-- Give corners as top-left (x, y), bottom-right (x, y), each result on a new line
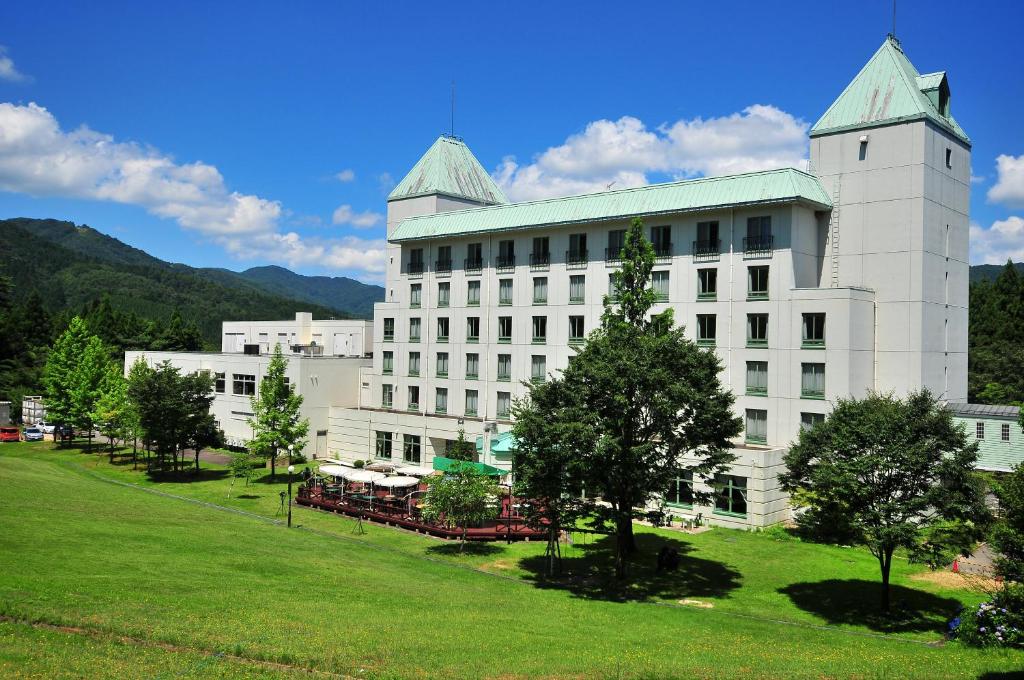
top-left (0, 218), bottom-right (382, 344)
top-left (970, 261), bottom-right (1024, 284)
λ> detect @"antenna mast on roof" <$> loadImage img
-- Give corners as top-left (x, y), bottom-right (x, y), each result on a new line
top-left (450, 80), bottom-right (455, 138)
top-left (888, 0), bottom-right (899, 44)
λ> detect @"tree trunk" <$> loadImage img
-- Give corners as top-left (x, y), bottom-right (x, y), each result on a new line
top-left (614, 509), bottom-right (632, 579)
top-left (109, 435), bottom-right (115, 463)
top-left (271, 447), bottom-right (277, 479)
top-left (194, 448), bottom-right (201, 473)
top-left (460, 525), bottom-right (467, 553)
top-left (879, 549), bottom-right (893, 612)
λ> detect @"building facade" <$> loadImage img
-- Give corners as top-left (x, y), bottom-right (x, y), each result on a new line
top-left (951, 403), bottom-right (1024, 473)
top-left (329, 38), bottom-right (969, 528)
top-left (221, 312), bottom-right (372, 357)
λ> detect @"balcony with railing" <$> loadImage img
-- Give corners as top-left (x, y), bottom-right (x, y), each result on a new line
top-left (407, 261), bottom-right (425, 276)
top-left (605, 247), bottom-right (622, 266)
top-left (743, 235), bottom-right (774, 257)
top-left (464, 257), bottom-right (483, 273)
top-left (495, 255), bottom-right (516, 272)
top-left (529, 252), bottom-right (550, 270)
top-left (566, 249), bottom-right (589, 268)
top-left (653, 242), bottom-right (673, 262)
top-left (434, 259), bottom-right (452, 276)
top-left (692, 239), bottom-right (721, 261)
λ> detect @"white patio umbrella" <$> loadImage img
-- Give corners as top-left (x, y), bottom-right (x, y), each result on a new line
top-left (375, 475), bottom-right (420, 489)
top-left (395, 464), bottom-right (435, 477)
top-left (341, 469), bottom-right (387, 484)
top-left (317, 464), bottom-right (350, 478)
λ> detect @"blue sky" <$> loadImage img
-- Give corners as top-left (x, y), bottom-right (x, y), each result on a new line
top-left (0, 1), bottom-right (1021, 283)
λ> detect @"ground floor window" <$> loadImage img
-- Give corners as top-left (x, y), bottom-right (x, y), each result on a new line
top-left (800, 412), bottom-right (825, 431)
top-left (665, 471), bottom-right (694, 507)
top-left (715, 475), bottom-right (748, 517)
top-left (403, 434), bottom-right (421, 463)
top-left (375, 431), bottom-right (392, 459)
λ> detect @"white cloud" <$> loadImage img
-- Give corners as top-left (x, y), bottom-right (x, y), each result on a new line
top-left (988, 154), bottom-right (1024, 208)
top-left (0, 46), bottom-right (29, 83)
top-left (0, 101), bottom-right (384, 279)
top-left (495, 104), bottom-right (809, 202)
top-left (970, 217), bottom-right (1024, 265)
top-left (378, 171), bottom-right (395, 194)
top-left (335, 168), bottom-right (355, 183)
top-left (331, 204), bottom-right (383, 229)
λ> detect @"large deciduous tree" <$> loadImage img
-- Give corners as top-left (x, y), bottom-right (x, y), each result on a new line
top-left (43, 316), bottom-right (92, 443)
top-left (93, 363), bottom-right (130, 462)
top-left (991, 463), bottom-right (1024, 583)
top-left (248, 344), bottom-right (309, 478)
top-left (421, 462), bottom-right (500, 552)
top-left (515, 218), bottom-right (741, 579)
top-left (71, 334), bottom-right (113, 452)
top-left (780, 390), bottom-right (990, 611)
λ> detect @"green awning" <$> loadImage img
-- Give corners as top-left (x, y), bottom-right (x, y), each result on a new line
top-left (475, 431), bottom-right (518, 456)
top-left (432, 456), bottom-right (504, 477)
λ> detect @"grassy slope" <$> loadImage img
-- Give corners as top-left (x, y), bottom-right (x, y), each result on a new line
top-left (0, 443), bottom-right (1021, 679)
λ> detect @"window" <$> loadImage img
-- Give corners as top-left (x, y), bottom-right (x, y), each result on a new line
top-left (436, 352), bottom-right (449, 377)
top-left (497, 240), bottom-right (515, 270)
top-left (569, 275), bottom-right (585, 303)
top-left (697, 268), bottom-right (717, 300)
top-left (375, 431), bottom-right (393, 459)
top-left (465, 389), bottom-right (479, 416)
top-left (533, 276), bottom-right (548, 304)
top-left (467, 280), bottom-right (481, 306)
top-left (747, 314), bottom-right (768, 347)
top-left (569, 315), bottom-right (585, 344)
top-left (409, 318), bottom-right (421, 342)
top-left (437, 282), bottom-right (450, 308)
top-left (382, 351), bottom-right (394, 375)
top-left (801, 363), bottom-right (825, 399)
top-left (652, 270), bottom-right (670, 301)
top-left (665, 471), bottom-right (694, 507)
top-left (497, 353), bottom-right (511, 381)
top-left (802, 313), bottom-right (826, 348)
top-left (232, 374), bottom-right (256, 396)
top-left (408, 248), bottom-right (424, 275)
top-left (437, 317), bottom-right (449, 342)
top-left (214, 372), bottom-right (225, 394)
top-left (695, 221), bottom-right (720, 257)
top-left (466, 243), bottom-right (483, 271)
top-left (745, 216), bottom-right (772, 253)
top-left (436, 245), bottom-right (452, 273)
top-left (976, 422), bottom-right (985, 439)
top-left (1002, 423), bottom-right (1011, 442)
top-left (745, 409), bottom-right (767, 444)
top-left (403, 434), bottom-right (421, 463)
top-left (531, 237), bottom-right (550, 268)
top-left (408, 352), bottom-right (420, 376)
top-left (697, 314), bottom-right (717, 346)
top-left (435, 388), bottom-right (448, 414)
top-left (746, 361), bottom-right (768, 396)
top-left (382, 384), bottom-right (393, 408)
top-left (410, 283), bottom-right (422, 308)
top-left (608, 273), bottom-right (620, 300)
top-left (499, 278), bottom-right (513, 305)
top-left (466, 353), bottom-right (479, 379)
top-left (607, 229), bottom-right (626, 261)
top-left (747, 266), bottom-right (769, 299)
top-left (651, 225), bottom-right (671, 258)
top-left (407, 386), bottom-right (420, 411)
top-left (532, 316), bottom-right (547, 343)
top-left (466, 316), bottom-right (480, 343)
top-left (715, 475), bottom-right (748, 517)
top-left (498, 316), bottom-right (512, 343)
top-left (800, 412), bottom-right (825, 431)
top-left (531, 355), bottom-right (546, 383)
top-left (945, 148), bottom-right (952, 169)
top-left (383, 318), bottom-right (395, 342)
top-left (497, 391), bottom-right (511, 419)
top-left (568, 233), bottom-right (588, 265)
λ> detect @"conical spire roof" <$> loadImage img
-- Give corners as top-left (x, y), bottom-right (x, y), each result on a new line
top-left (811, 36), bottom-right (969, 145)
top-left (388, 136), bottom-right (508, 205)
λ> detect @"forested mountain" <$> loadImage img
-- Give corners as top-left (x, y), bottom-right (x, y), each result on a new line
top-left (970, 261), bottom-right (1024, 284)
top-left (230, 265), bottom-right (383, 319)
top-left (969, 261), bottom-right (1024, 405)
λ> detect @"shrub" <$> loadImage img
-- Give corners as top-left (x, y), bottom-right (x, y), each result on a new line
top-left (954, 584), bottom-right (1024, 648)
top-left (353, 459), bottom-right (365, 468)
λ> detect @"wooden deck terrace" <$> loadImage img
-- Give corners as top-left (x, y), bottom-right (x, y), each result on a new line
top-left (295, 481), bottom-right (547, 541)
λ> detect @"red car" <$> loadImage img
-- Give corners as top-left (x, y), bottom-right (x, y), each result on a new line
top-left (0, 427), bottom-right (20, 443)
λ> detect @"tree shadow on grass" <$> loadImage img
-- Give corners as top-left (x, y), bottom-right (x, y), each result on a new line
top-left (426, 542), bottom-right (505, 557)
top-left (779, 579), bottom-right (965, 634)
top-left (520, 532), bottom-right (741, 603)
top-left (145, 468), bottom-right (230, 484)
top-left (236, 494), bottom-right (261, 500)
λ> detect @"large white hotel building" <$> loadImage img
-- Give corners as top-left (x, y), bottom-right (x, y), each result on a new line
top-left (135, 37), bottom-right (968, 528)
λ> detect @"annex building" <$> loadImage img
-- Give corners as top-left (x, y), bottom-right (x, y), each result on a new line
top-left (327, 36), bottom-right (972, 527)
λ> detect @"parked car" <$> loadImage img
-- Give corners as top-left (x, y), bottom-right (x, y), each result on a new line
top-left (36, 422), bottom-right (56, 435)
top-left (55, 424), bottom-right (74, 439)
top-left (23, 427), bottom-right (44, 442)
top-left (0, 427), bottom-right (21, 443)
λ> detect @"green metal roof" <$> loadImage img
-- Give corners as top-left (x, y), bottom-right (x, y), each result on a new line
top-left (475, 432), bottom-right (517, 456)
top-left (811, 37), bottom-right (969, 145)
top-left (388, 136), bottom-right (508, 205)
top-left (390, 167), bottom-right (830, 242)
top-left (431, 455), bottom-right (504, 476)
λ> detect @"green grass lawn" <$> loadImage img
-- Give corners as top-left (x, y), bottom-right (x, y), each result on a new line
top-left (1, 441), bottom-right (1021, 678)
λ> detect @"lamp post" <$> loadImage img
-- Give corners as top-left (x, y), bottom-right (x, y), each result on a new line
top-left (287, 464), bottom-right (295, 528)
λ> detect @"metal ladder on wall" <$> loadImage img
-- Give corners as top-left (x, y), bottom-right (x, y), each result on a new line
top-left (829, 179), bottom-right (841, 288)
